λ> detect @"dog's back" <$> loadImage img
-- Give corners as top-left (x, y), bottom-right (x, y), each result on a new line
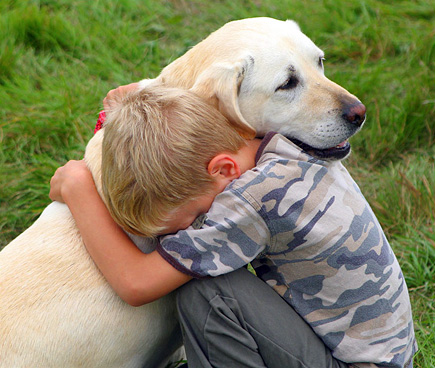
top-left (0, 132), bottom-right (183, 367)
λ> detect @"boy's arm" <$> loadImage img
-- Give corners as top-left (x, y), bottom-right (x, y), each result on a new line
top-left (49, 160), bottom-right (191, 306)
top-left (158, 188), bottom-right (270, 279)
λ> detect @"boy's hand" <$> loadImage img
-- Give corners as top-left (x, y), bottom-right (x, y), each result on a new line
top-left (103, 83), bottom-right (140, 110)
top-left (49, 160), bottom-right (95, 204)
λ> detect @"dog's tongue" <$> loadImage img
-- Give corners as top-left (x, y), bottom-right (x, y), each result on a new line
top-left (329, 140), bottom-right (348, 150)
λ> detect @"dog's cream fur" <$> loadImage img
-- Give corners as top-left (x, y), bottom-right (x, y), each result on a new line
top-left (0, 17), bottom-right (363, 367)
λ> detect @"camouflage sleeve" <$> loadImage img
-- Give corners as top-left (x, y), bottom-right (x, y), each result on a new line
top-left (157, 188), bottom-right (270, 278)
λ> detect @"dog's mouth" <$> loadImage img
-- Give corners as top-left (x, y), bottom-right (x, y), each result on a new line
top-left (289, 138), bottom-right (351, 160)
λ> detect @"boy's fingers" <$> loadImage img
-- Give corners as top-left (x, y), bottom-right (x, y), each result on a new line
top-left (48, 160), bottom-right (89, 202)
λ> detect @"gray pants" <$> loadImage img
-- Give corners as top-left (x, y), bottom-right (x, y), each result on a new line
top-left (176, 268), bottom-right (349, 368)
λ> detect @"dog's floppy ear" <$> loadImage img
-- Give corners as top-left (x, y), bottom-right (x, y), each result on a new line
top-left (190, 57), bottom-right (256, 139)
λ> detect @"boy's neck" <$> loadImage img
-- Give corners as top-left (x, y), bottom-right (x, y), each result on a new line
top-left (236, 138), bottom-right (263, 175)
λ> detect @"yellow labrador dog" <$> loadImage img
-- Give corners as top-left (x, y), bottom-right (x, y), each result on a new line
top-left (0, 17), bottom-right (365, 367)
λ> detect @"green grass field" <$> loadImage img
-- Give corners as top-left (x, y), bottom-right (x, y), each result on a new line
top-left (1, 0), bottom-right (434, 366)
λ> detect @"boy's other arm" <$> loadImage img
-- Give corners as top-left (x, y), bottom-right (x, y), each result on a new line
top-left (49, 160), bottom-right (192, 306)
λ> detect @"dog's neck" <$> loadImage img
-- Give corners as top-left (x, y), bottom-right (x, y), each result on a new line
top-left (84, 130), bottom-right (104, 199)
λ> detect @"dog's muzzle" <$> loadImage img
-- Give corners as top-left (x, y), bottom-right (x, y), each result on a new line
top-left (290, 102), bottom-right (366, 161)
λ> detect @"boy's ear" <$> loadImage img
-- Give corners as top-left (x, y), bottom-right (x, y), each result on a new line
top-left (207, 154), bottom-right (241, 181)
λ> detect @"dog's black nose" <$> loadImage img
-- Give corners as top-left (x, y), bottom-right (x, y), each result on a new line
top-left (343, 103), bottom-right (366, 127)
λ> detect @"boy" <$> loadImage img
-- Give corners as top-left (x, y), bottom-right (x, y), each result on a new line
top-left (50, 85), bottom-right (416, 368)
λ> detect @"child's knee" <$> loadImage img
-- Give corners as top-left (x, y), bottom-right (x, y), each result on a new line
top-left (176, 270), bottom-right (255, 316)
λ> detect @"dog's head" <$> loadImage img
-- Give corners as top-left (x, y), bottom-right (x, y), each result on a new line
top-left (158, 17), bottom-right (366, 160)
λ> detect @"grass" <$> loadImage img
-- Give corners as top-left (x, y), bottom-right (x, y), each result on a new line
top-left (1, 0), bottom-right (434, 366)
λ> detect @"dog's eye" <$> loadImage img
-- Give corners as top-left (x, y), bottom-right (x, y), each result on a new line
top-left (318, 57), bottom-right (325, 69)
top-left (277, 75), bottom-right (299, 91)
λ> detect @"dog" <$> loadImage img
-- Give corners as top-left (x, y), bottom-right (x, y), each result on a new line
top-left (0, 17), bottom-right (365, 367)
top-left (155, 16), bottom-right (366, 160)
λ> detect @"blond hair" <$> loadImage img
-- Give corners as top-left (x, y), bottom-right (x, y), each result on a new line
top-left (101, 85), bottom-right (246, 237)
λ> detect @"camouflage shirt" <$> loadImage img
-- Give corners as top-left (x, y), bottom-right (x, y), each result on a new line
top-left (158, 132), bottom-right (417, 367)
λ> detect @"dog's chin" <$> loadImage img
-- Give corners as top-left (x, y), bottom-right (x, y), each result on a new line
top-left (289, 138), bottom-right (351, 161)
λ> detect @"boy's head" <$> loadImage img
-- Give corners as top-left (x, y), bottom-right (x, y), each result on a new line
top-left (102, 85), bottom-right (246, 237)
